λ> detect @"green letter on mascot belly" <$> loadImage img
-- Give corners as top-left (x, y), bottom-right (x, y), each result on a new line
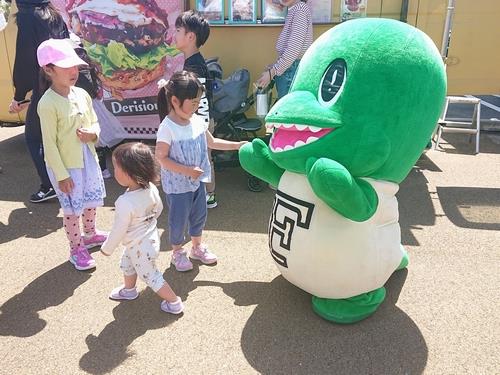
top-left (239, 18), bottom-right (446, 323)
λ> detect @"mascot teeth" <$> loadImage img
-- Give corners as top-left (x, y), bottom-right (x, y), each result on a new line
top-left (268, 123), bottom-right (333, 152)
top-left (267, 123), bottom-right (326, 133)
top-left (295, 140), bottom-right (306, 147)
top-left (271, 137), bottom-right (319, 153)
top-left (306, 136), bottom-right (319, 144)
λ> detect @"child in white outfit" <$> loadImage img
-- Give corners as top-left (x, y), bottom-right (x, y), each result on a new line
top-left (100, 142), bottom-right (183, 315)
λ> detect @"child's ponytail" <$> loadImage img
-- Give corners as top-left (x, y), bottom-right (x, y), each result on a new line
top-left (156, 71), bottom-right (205, 121)
top-left (157, 86), bottom-right (169, 122)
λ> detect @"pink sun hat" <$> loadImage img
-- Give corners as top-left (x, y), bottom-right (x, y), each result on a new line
top-left (37, 38), bottom-right (88, 68)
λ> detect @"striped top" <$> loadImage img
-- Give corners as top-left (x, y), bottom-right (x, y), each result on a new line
top-left (273, 1), bottom-right (313, 76)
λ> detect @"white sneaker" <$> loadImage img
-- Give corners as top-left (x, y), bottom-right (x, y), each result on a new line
top-left (206, 193), bottom-right (217, 208)
top-left (160, 298), bottom-right (184, 314)
top-left (109, 286), bottom-right (139, 300)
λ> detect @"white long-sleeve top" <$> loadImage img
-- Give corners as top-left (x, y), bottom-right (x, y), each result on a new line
top-left (101, 183), bottom-right (163, 256)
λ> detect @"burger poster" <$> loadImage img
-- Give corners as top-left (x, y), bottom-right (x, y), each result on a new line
top-left (51, 0), bottom-right (185, 138)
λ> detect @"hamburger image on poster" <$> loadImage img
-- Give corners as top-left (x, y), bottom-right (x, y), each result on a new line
top-left (66, 0), bottom-right (179, 94)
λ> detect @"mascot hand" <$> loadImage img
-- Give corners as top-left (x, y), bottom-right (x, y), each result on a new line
top-left (306, 157), bottom-right (378, 222)
top-left (305, 157), bottom-right (319, 175)
top-left (239, 139), bottom-right (284, 187)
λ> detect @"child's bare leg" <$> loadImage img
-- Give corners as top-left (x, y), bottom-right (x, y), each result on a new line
top-left (191, 235), bottom-right (202, 248)
top-left (124, 274), bottom-right (137, 289)
top-left (172, 244), bottom-right (184, 252)
top-left (156, 283), bottom-right (178, 303)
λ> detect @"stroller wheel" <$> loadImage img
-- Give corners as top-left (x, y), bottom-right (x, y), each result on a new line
top-left (247, 176), bottom-right (263, 192)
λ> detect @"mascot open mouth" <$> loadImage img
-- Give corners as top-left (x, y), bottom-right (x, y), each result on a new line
top-left (267, 123), bottom-right (334, 152)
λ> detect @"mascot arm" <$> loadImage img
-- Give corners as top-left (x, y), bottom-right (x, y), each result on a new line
top-left (306, 157), bottom-right (378, 222)
top-left (239, 138), bottom-right (285, 187)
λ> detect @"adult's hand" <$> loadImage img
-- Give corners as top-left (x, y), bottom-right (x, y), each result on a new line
top-left (256, 70), bottom-right (272, 89)
top-left (8, 99), bottom-right (30, 114)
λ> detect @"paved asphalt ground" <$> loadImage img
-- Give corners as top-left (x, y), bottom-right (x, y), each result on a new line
top-left (0, 125), bottom-right (499, 374)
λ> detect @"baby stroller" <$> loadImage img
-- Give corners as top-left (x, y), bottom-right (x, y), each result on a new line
top-left (206, 58), bottom-right (273, 192)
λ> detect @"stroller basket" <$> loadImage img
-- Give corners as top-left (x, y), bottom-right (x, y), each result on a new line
top-left (206, 58), bottom-right (273, 192)
top-left (212, 69), bottom-right (250, 115)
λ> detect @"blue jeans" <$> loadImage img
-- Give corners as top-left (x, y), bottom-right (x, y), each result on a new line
top-left (275, 60), bottom-right (300, 99)
top-left (166, 184), bottom-right (207, 246)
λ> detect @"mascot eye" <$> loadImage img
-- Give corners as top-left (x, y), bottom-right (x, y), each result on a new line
top-left (318, 58), bottom-right (347, 107)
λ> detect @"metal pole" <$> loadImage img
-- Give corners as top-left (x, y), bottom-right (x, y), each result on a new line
top-left (440, 0), bottom-right (456, 60)
top-left (400, 0), bottom-right (409, 23)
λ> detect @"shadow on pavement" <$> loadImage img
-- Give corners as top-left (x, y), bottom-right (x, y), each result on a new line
top-left (196, 269), bottom-right (427, 374)
top-left (78, 264), bottom-right (200, 374)
top-left (79, 290), bottom-right (183, 375)
top-left (437, 187), bottom-right (500, 231)
top-left (202, 168), bottom-right (275, 234)
top-left (0, 203), bottom-right (61, 245)
top-left (398, 163), bottom-right (438, 247)
top-left (0, 133), bottom-right (32, 203)
top-left (0, 132), bottom-right (121, 205)
top-left (0, 262), bottom-right (93, 337)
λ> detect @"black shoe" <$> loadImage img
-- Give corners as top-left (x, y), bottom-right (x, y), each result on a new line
top-left (30, 186), bottom-right (57, 203)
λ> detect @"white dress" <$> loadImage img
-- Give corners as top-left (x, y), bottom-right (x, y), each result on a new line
top-left (47, 144), bottom-right (105, 216)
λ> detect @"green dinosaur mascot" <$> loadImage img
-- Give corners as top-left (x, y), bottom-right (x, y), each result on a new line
top-left (239, 18), bottom-right (446, 323)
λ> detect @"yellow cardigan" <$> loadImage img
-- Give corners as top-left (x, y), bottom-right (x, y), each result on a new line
top-left (38, 87), bottom-right (100, 182)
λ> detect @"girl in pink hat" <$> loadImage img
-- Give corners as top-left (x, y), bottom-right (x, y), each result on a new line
top-left (37, 38), bottom-right (108, 271)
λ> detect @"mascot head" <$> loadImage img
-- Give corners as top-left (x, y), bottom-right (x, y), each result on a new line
top-left (266, 18), bottom-right (447, 183)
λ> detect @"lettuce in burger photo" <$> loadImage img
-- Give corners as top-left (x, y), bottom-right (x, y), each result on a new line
top-left (67, 0), bottom-right (179, 92)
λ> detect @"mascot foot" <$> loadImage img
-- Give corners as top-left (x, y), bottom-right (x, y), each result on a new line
top-left (311, 287), bottom-right (386, 324)
top-left (396, 245), bottom-right (409, 271)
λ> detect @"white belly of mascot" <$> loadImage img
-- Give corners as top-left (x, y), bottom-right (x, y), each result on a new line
top-left (269, 172), bottom-right (404, 299)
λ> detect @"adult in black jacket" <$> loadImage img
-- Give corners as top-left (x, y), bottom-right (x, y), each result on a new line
top-left (8, 0), bottom-right (69, 203)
